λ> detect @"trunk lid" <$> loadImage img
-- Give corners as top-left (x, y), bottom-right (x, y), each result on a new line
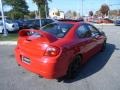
top-left (17, 29), bottom-right (58, 57)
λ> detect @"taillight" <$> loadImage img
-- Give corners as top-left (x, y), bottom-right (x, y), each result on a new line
top-left (44, 46), bottom-right (60, 56)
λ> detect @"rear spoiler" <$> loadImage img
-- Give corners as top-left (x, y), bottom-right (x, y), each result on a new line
top-left (18, 29), bottom-right (58, 42)
top-left (19, 29), bottom-right (39, 37)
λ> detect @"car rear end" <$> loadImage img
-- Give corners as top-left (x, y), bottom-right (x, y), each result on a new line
top-left (14, 29), bottom-right (64, 79)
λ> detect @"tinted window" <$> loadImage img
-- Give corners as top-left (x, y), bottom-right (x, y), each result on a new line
top-left (77, 25), bottom-right (91, 38)
top-left (24, 20), bottom-right (34, 24)
top-left (87, 24), bottom-right (100, 35)
top-left (34, 19), bottom-right (48, 26)
top-left (6, 20), bottom-right (13, 23)
top-left (46, 19), bottom-right (54, 24)
top-left (34, 20), bottom-right (41, 26)
top-left (41, 22), bottom-right (73, 38)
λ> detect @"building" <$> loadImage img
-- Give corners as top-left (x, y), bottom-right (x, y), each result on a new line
top-left (49, 9), bottom-right (65, 19)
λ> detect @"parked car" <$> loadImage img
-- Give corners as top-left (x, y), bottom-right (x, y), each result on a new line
top-left (114, 19), bottom-right (120, 26)
top-left (0, 20), bottom-right (19, 33)
top-left (22, 19), bottom-right (55, 29)
top-left (22, 19), bottom-right (35, 29)
top-left (13, 19), bottom-right (25, 29)
top-left (30, 19), bottom-right (55, 29)
top-left (15, 19), bottom-right (107, 79)
top-left (102, 18), bottom-right (113, 23)
top-left (93, 19), bottom-right (103, 24)
top-left (94, 18), bottom-right (113, 24)
top-left (114, 17), bottom-right (120, 26)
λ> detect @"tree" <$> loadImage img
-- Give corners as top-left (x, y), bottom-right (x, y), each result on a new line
top-left (65, 10), bottom-right (72, 19)
top-left (89, 11), bottom-right (93, 16)
top-left (4, 0), bottom-right (29, 19)
top-left (65, 10), bottom-right (80, 19)
top-left (33, 0), bottom-right (52, 18)
top-left (73, 11), bottom-right (77, 18)
top-left (100, 4), bottom-right (109, 16)
top-left (29, 11), bottom-right (36, 19)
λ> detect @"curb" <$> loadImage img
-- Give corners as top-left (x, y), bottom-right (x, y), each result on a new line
top-left (0, 41), bottom-right (17, 45)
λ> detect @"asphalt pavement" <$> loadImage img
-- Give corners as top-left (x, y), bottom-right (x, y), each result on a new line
top-left (0, 25), bottom-right (120, 90)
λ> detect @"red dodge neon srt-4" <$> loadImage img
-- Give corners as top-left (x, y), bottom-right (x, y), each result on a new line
top-left (15, 19), bottom-right (107, 79)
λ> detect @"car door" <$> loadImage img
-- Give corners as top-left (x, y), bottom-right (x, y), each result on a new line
top-left (76, 24), bottom-right (96, 62)
top-left (86, 24), bottom-right (104, 53)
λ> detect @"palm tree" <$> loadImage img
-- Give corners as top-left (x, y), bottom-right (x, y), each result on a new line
top-left (33, 0), bottom-right (52, 18)
top-left (100, 4), bottom-right (110, 17)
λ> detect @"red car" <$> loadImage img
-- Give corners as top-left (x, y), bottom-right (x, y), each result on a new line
top-left (15, 20), bottom-right (107, 79)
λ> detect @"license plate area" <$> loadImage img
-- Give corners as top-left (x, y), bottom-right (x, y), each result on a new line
top-left (21, 55), bottom-right (31, 64)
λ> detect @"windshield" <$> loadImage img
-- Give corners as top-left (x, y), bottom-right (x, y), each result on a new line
top-left (41, 22), bottom-right (73, 38)
top-left (5, 20), bottom-right (13, 23)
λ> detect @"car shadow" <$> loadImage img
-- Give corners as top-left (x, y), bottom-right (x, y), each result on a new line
top-left (64, 43), bottom-right (116, 83)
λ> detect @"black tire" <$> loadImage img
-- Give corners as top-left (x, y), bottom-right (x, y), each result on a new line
top-left (66, 55), bottom-right (82, 79)
top-left (101, 40), bottom-right (106, 52)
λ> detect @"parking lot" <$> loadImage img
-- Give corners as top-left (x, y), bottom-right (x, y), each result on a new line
top-left (0, 25), bottom-right (120, 90)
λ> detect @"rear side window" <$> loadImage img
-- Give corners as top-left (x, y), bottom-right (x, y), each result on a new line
top-left (41, 22), bottom-right (73, 38)
top-left (77, 24), bottom-right (91, 38)
top-left (87, 24), bottom-right (99, 34)
top-left (87, 24), bottom-right (100, 36)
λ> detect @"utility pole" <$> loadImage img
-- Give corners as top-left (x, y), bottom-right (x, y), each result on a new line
top-left (0, 0), bottom-right (8, 36)
top-left (45, 0), bottom-right (48, 18)
top-left (38, 8), bottom-right (42, 29)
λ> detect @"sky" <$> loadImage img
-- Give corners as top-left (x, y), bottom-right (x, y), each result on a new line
top-left (7, 0), bottom-right (120, 16)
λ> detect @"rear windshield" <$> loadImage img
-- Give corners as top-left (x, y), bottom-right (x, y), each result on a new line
top-left (41, 22), bottom-right (73, 38)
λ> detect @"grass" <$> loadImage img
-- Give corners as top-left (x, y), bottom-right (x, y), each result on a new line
top-left (0, 33), bottom-right (18, 41)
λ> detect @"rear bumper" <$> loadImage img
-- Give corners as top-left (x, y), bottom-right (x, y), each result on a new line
top-left (14, 47), bottom-right (66, 79)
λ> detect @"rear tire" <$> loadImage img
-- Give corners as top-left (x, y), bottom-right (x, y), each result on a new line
top-left (66, 55), bottom-right (82, 79)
